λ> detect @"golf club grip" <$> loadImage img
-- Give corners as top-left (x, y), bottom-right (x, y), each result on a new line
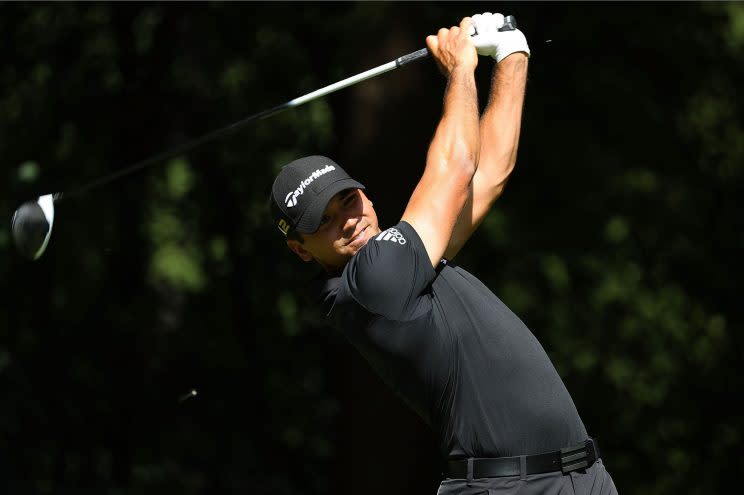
top-left (500, 15), bottom-right (518, 32)
top-left (395, 15), bottom-right (517, 68)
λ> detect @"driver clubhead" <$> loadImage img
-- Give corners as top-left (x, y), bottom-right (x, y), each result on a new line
top-left (11, 194), bottom-right (55, 260)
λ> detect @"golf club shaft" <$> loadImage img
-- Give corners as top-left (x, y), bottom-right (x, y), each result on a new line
top-left (62, 15), bottom-right (517, 200)
top-left (61, 50), bottom-right (429, 200)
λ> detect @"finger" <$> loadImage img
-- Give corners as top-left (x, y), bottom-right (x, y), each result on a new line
top-left (493, 13), bottom-right (505, 29)
top-left (470, 14), bottom-right (482, 36)
top-left (426, 34), bottom-right (439, 53)
top-left (459, 16), bottom-right (473, 34)
top-left (480, 12), bottom-right (493, 33)
top-left (437, 27), bottom-right (449, 43)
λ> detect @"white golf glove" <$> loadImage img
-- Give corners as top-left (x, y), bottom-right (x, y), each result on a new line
top-left (470, 12), bottom-right (530, 63)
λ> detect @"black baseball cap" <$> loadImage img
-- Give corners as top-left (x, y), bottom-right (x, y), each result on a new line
top-left (269, 156), bottom-right (365, 237)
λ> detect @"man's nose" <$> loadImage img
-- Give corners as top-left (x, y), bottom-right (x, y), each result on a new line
top-left (341, 216), bottom-right (359, 234)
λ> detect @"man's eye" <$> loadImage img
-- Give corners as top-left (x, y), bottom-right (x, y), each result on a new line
top-left (343, 192), bottom-right (357, 206)
top-left (319, 215), bottom-right (330, 226)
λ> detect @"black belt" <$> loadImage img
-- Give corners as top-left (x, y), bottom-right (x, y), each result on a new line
top-left (446, 439), bottom-right (601, 479)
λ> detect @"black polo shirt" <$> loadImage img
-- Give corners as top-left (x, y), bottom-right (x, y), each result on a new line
top-left (317, 221), bottom-right (588, 459)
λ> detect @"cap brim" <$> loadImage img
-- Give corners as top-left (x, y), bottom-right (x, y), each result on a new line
top-left (294, 178), bottom-right (365, 234)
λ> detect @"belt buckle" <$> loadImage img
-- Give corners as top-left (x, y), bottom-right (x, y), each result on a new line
top-left (559, 443), bottom-right (589, 474)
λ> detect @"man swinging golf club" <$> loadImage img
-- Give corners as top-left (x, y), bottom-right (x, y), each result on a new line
top-left (270, 12), bottom-right (618, 495)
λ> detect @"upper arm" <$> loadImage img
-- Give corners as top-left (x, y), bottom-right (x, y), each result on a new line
top-left (401, 149), bottom-right (476, 267)
top-left (443, 169), bottom-right (508, 260)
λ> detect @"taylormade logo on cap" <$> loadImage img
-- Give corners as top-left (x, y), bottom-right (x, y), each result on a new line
top-left (284, 164), bottom-right (336, 208)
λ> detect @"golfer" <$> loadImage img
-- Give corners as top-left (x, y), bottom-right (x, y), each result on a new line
top-left (270, 13), bottom-right (618, 495)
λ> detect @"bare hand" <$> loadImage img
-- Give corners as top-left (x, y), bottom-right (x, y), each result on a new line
top-left (426, 17), bottom-right (478, 77)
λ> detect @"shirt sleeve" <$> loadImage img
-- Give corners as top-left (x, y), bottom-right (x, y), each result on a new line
top-left (340, 221), bottom-right (437, 320)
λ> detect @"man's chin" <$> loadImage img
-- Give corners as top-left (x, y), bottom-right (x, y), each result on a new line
top-left (347, 225), bottom-right (374, 251)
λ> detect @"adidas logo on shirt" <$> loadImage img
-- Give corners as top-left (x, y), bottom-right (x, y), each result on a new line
top-left (375, 227), bottom-right (407, 245)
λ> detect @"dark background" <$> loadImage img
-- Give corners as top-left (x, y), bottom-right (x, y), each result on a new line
top-left (1, 2), bottom-right (742, 494)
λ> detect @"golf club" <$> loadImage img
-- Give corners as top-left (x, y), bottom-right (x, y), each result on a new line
top-left (10, 16), bottom-right (517, 260)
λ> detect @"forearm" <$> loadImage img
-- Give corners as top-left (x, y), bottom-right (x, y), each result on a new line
top-left (442, 54), bottom-right (527, 260)
top-left (428, 66), bottom-right (480, 175)
top-left (478, 54), bottom-right (528, 192)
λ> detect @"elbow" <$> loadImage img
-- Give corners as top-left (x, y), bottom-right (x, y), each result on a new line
top-left (482, 151), bottom-right (517, 188)
top-left (448, 141), bottom-right (479, 181)
top-left (427, 131), bottom-right (480, 182)
top-left (464, 148), bottom-right (479, 177)
top-left (500, 157), bottom-right (517, 184)
top-left (489, 165), bottom-right (514, 198)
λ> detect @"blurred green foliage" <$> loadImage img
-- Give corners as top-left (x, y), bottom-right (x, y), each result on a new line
top-left (1, 3), bottom-right (742, 495)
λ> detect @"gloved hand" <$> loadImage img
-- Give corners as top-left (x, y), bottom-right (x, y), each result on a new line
top-left (470, 12), bottom-right (530, 63)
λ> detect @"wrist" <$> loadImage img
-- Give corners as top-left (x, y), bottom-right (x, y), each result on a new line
top-left (496, 51), bottom-right (529, 65)
top-left (492, 30), bottom-right (530, 63)
top-left (448, 62), bottom-right (477, 78)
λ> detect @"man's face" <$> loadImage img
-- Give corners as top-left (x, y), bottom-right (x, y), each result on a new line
top-left (287, 188), bottom-right (381, 273)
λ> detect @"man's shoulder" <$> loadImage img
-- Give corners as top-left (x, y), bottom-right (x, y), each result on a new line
top-left (346, 222), bottom-right (424, 284)
top-left (306, 222), bottom-right (437, 322)
top-left (369, 224), bottom-right (410, 246)
top-left (338, 221), bottom-right (436, 319)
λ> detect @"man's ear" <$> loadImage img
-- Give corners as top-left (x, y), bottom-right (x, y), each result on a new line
top-left (287, 239), bottom-right (313, 262)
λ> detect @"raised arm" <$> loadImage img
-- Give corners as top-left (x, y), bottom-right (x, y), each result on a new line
top-left (444, 14), bottom-right (529, 260)
top-left (401, 17), bottom-right (480, 267)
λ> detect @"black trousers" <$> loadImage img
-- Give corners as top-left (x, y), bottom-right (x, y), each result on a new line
top-left (437, 459), bottom-right (618, 495)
